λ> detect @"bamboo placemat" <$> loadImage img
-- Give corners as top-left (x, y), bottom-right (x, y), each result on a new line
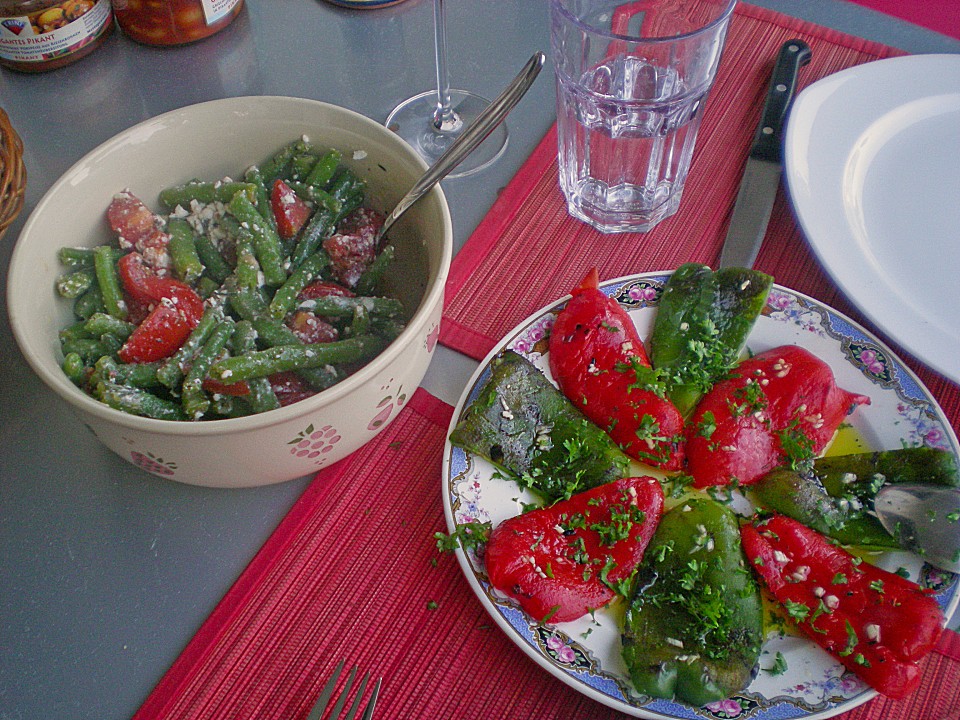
top-left (133, 387), bottom-right (960, 719)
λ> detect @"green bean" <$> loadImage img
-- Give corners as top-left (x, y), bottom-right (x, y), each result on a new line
top-left (336, 188), bottom-right (365, 220)
top-left (119, 362), bottom-right (162, 388)
top-left (243, 165), bottom-right (278, 232)
top-left (302, 295), bottom-right (404, 321)
top-left (247, 314), bottom-right (350, 393)
top-left (84, 312), bottom-right (136, 340)
top-left (286, 180), bottom-right (342, 214)
top-left (233, 227), bottom-right (262, 290)
top-left (61, 335), bottom-right (121, 363)
top-left (167, 218), bottom-right (204, 284)
top-left (94, 356), bottom-right (162, 388)
top-left (250, 316), bottom-right (300, 346)
top-left (290, 207), bottom-right (336, 268)
top-left (58, 247), bottom-right (95, 269)
top-left (60, 320), bottom-right (95, 343)
top-left (62, 352), bottom-right (87, 386)
top-left (371, 317), bottom-right (406, 343)
top-left (157, 305), bottom-right (224, 389)
top-left (56, 267), bottom-right (96, 299)
top-left (355, 244), bottom-right (395, 296)
top-left (181, 320), bottom-right (235, 418)
top-left (192, 232), bottom-right (232, 284)
top-left (268, 250), bottom-right (330, 320)
top-left (58, 246), bottom-right (122, 270)
top-left (351, 303), bottom-right (371, 337)
top-left (209, 334), bottom-right (386, 383)
top-left (230, 321), bottom-right (280, 413)
top-left (305, 148), bottom-right (342, 189)
top-left (290, 152), bottom-right (320, 181)
top-left (228, 284), bottom-right (269, 320)
top-left (329, 167), bottom-right (366, 199)
top-left (258, 140), bottom-right (301, 185)
top-left (210, 394), bottom-right (246, 418)
top-left (73, 286), bottom-right (106, 320)
top-left (94, 245), bottom-right (127, 319)
top-left (158, 181), bottom-right (256, 209)
top-left (197, 276), bottom-right (220, 299)
top-left (228, 191), bottom-right (287, 287)
top-left (289, 171), bottom-right (365, 268)
top-left (96, 381), bottom-right (187, 421)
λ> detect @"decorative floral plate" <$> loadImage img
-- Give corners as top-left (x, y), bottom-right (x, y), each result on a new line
top-left (442, 272), bottom-right (960, 720)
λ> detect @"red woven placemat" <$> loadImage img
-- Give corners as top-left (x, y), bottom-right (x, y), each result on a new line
top-left (133, 387), bottom-right (959, 719)
top-left (440, 1), bottom-right (959, 434)
top-left (845, 0), bottom-right (960, 40)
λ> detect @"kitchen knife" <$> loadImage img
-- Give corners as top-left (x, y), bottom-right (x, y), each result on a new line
top-left (719, 39), bottom-right (812, 269)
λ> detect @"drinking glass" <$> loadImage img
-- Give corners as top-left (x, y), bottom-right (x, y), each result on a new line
top-left (550, 0), bottom-right (737, 233)
top-left (386, 0), bottom-right (508, 178)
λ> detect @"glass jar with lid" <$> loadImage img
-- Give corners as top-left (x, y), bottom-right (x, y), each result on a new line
top-left (113, 0), bottom-right (243, 46)
top-left (0, 0), bottom-right (113, 72)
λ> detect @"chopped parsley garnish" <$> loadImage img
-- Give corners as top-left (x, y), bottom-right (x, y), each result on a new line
top-left (434, 520), bottom-right (492, 553)
top-left (784, 600), bottom-right (810, 622)
top-left (777, 418), bottom-right (817, 471)
top-left (839, 620), bottom-right (858, 657)
top-left (767, 651), bottom-right (788, 675)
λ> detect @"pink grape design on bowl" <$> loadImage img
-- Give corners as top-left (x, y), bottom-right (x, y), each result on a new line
top-left (288, 423), bottom-right (342, 462)
top-left (130, 450), bottom-right (177, 476)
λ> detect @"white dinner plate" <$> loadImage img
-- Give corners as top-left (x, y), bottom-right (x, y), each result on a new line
top-left (442, 272), bottom-right (960, 719)
top-left (784, 54), bottom-right (960, 385)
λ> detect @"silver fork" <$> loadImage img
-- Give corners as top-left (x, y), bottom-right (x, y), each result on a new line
top-left (305, 660), bottom-right (381, 720)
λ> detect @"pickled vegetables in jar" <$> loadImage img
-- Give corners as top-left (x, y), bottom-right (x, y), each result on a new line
top-left (113, 0), bottom-right (243, 46)
top-left (0, 0), bottom-right (114, 72)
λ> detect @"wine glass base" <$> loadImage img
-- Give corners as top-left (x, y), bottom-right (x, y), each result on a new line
top-left (386, 89), bottom-right (508, 179)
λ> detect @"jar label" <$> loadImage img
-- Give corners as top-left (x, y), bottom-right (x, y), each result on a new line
top-left (0, 0), bottom-right (112, 64)
top-left (201, 0), bottom-right (242, 25)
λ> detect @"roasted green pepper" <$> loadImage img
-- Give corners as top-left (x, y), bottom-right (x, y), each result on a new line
top-left (448, 350), bottom-right (631, 502)
top-left (650, 263), bottom-right (773, 415)
top-left (751, 447), bottom-right (960, 549)
top-left (622, 497), bottom-right (763, 706)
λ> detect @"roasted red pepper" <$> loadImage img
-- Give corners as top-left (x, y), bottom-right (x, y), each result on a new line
top-left (484, 476), bottom-right (664, 623)
top-left (549, 269), bottom-right (685, 470)
top-left (270, 179), bottom-right (312, 240)
top-left (686, 345), bottom-right (870, 487)
top-left (116, 251), bottom-right (204, 363)
top-left (741, 514), bottom-right (944, 699)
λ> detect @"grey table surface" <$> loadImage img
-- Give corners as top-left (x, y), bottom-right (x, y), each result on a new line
top-left (1, 2), bottom-right (958, 718)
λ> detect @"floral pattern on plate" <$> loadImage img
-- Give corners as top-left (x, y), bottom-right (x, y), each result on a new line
top-left (442, 272), bottom-right (960, 720)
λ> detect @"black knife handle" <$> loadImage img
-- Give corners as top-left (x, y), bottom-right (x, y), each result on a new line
top-left (750, 39), bottom-right (812, 163)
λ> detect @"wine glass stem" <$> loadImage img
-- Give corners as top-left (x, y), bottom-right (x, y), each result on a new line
top-left (432, 0), bottom-right (462, 132)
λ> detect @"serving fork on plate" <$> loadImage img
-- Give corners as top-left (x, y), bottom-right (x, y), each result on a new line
top-left (306, 660), bottom-right (381, 720)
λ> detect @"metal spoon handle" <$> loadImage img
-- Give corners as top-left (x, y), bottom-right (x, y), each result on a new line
top-left (378, 51), bottom-right (545, 245)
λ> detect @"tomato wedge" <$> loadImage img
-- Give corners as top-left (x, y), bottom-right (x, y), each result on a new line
top-left (269, 371), bottom-right (316, 407)
top-left (270, 179), bottom-right (312, 240)
top-left (298, 279), bottom-right (355, 301)
top-left (549, 268), bottom-right (685, 470)
top-left (107, 191), bottom-right (171, 270)
top-left (485, 476), bottom-right (664, 623)
top-left (116, 251), bottom-right (205, 363)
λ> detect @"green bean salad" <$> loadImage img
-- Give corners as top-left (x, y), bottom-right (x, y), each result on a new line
top-left (55, 138), bottom-right (406, 421)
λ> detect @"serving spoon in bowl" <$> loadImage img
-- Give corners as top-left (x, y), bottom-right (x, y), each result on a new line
top-left (874, 483), bottom-right (960, 573)
top-left (376, 51), bottom-right (546, 250)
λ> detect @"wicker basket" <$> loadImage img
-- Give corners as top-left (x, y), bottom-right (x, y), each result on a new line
top-left (1, 106), bottom-right (26, 241)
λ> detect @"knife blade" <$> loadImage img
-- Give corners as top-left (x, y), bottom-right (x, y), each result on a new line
top-left (719, 39), bottom-right (812, 269)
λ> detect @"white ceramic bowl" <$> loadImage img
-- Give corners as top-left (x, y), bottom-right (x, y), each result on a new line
top-left (7, 96), bottom-right (452, 488)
